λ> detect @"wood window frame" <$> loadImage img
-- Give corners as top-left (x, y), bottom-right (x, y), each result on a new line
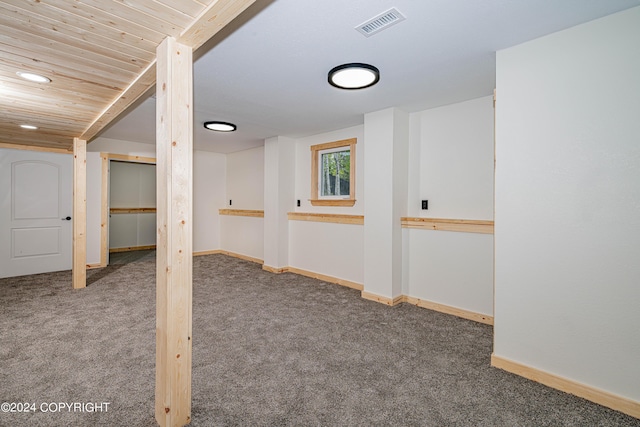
top-left (310, 138), bottom-right (356, 207)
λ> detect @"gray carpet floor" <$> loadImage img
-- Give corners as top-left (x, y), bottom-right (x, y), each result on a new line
top-left (1, 252), bottom-right (638, 426)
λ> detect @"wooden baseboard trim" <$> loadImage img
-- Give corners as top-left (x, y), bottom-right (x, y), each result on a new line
top-left (491, 354), bottom-right (640, 419)
top-left (360, 292), bottom-right (493, 325)
top-left (193, 250), bottom-right (223, 256)
top-left (193, 249), bottom-right (263, 265)
top-left (262, 265), bottom-right (287, 274)
top-left (285, 267), bottom-right (363, 291)
top-left (86, 263), bottom-right (106, 269)
top-left (218, 250), bottom-right (263, 265)
top-left (361, 291), bottom-right (405, 306)
top-left (109, 245), bottom-right (156, 253)
top-left (405, 296), bottom-right (493, 325)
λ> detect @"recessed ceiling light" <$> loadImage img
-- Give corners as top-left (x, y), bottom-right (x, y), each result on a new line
top-left (20, 124), bottom-right (38, 130)
top-left (328, 63), bottom-right (380, 90)
top-left (16, 71), bottom-right (51, 83)
top-left (204, 121), bottom-right (236, 132)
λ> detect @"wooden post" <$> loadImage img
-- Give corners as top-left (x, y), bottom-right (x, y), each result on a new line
top-left (155, 36), bottom-right (193, 427)
top-left (72, 137), bottom-right (86, 289)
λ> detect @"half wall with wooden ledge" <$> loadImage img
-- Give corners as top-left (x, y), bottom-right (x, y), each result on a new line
top-left (401, 216), bottom-right (495, 326)
top-left (219, 209), bottom-right (264, 263)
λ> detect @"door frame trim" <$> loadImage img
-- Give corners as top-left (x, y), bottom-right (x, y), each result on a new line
top-left (99, 153), bottom-right (157, 267)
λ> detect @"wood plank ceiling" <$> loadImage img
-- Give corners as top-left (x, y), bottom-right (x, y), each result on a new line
top-left (0, 0), bottom-right (255, 152)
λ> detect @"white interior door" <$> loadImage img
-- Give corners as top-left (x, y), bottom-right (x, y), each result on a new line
top-left (0, 149), bottom-right (73, 278)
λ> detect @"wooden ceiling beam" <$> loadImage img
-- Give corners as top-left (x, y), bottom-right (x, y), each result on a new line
top-left (80, 0), bottom-right (257, 142)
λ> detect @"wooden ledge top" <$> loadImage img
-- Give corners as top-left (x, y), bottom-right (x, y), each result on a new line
top-left (219, 209), bottom-right (264, 218)
top-left (401, 217), bottom-right (494, 234)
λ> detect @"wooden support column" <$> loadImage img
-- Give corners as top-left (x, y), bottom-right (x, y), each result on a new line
top-left (155, 36), bottom-right (194, 427)
top-left (72, 137), bottom-right (86, 289)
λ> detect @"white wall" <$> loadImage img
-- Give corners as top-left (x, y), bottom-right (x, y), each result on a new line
top-left (226, 146), bottom-right (264, 209)
top-left (409, 96), bottom-right (494, 219)
top-left (263, 136), bottom-right (295, 269)
top-left (220, 146), bottom-right (265, 259)
top-left (288, 126), bottom-right (365, 282)
top-left (194, 150), bottom-right (226, 252)
top-left (495, 6), bottom-right (640, 401)
top-left (406, 230), bottom-right (494, 315)
top-left (220, 215), bottom-right (263, 260)
top-left (289, 221), bottom-right (364, 284)
top-left (363, 108), bottom-right (408, 298)
top-left (404, 96), bottom-right (495, 316)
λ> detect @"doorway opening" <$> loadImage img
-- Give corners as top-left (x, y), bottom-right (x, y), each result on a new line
top-left (99, 153), bottom-right (156, 267)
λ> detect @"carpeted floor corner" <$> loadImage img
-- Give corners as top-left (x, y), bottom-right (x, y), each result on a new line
top-left (1, 253), bottom-right (638, 426)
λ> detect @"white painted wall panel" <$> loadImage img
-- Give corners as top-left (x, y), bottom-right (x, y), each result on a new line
top-left (405, 96), bottom-right (494, 316)
top-left (289, 221), bottom-right (364, 285)
top-left (406, 229), bottom-right (493, 316)
top-left (108, 214), bottom-right (138, 249)
top-left (193, 151), bottom-right (226, 253)
top-left (220, 146), bottom-right (264, 258)
top-left (226, 146), bottom-right (264, 209)
top-left (220, 216), bottom-right (264, 261)
top-left (413, 96), bottom-right (494, 219)
top-left (495, 6), bottom-right (640, 400)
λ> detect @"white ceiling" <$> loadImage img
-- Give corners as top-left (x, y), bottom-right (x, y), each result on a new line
top-left (99, 0), bottom-right (640, 153)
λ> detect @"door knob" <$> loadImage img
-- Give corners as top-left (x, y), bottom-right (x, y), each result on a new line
top-left (61, 216), bottom-right (72, 221)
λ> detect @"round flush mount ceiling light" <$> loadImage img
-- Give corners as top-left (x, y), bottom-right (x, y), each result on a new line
top-left (328, 63), bottom-right (380, 90)
top-left (16, 71), bottom-right (51, 83)
top-left (204, 121), bottom-right (236, 132)
top-left (20, 124), bottom-right (38, 130)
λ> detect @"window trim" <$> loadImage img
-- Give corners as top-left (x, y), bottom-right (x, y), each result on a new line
top-left (310, 138), bottom-right (356, 207)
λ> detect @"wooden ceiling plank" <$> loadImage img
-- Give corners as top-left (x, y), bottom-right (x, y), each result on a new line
top-left (50, 0), bottom-right (187, 37)
top-left (0, 118), bottom-right (84, 133)
top-left (0, 116), bottom-right (91, 133)
top-left (0, 74), bottom-right (120, 105)
top-left (0, 57), bottom-right (125, 95)
top-left (0, 134), bottom-right (84, 148)
top-left (118, 0), bottom-right (196, 25)
top-left (1, 100), bottom-right (100, 121)
top-left (0, 25), bottom-right (148, 74)
top-left (82, 0), bottom-right (257, 142)
top-left (7, 0), bottom-right (167, 46)
top-left (0, 133), bottom-right (75, 148)
top-left (151, 0), bottom-right (210, 19)
top-left (0, 41), bottom-right (138, 88)
top-left (179, 0), bottom-right (258, 50)
top-left (81, 62), bottom-right (157, 141)
top-left (0, 2), bottom-right (156, 62)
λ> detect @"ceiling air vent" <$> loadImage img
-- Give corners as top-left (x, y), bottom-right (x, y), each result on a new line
top-left (356, 8), bottom-right (406, 37)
